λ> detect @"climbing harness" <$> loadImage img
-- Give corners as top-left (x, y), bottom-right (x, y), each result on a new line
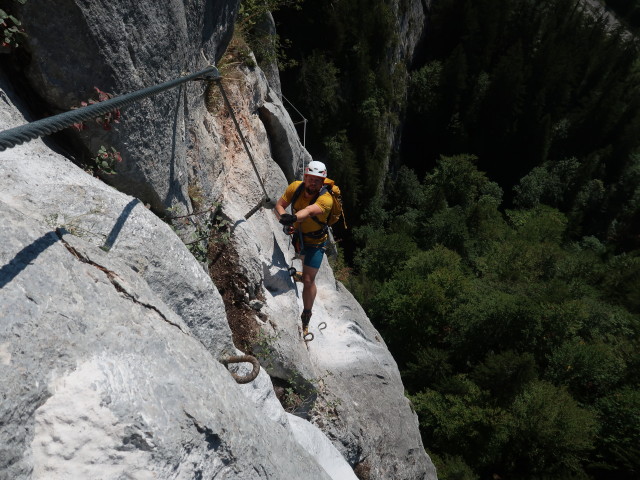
top-left (220, 354), bottom-right (260, 384)
top-left (0, 66), bottom-right (221, 151)
top-left (288, 180), bottom-right (345, 241)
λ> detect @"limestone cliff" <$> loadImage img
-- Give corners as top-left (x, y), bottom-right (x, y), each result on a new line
top-left (0, 1), bottom-right (437, 479)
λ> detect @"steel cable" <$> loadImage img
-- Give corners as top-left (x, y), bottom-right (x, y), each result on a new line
top-left (216, 79), bottom-right (271, 204)
top-left (0, 66), bottom-right (220, 152)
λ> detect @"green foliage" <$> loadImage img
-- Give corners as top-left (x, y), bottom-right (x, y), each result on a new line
top-left (274, 0), bottom-right (640, 477)
top-left (504, 380), bottom-right (598, 478)
top-left (236, 0), bottom-right (303, 69)
top-left (364, 245), bottom-right (471, 363)
top-left (92, 145), bottom-right (122, 175)
top-left (469, 350), bottom-right (537, 405)
top-left (275, 0), bottom-right (406, 209)
top-left (409, 61), bottom-right (442, 116)
top-left (513, 158), bottom-right (581, 210)
top-left (428, 452), bottom-right (478, 480)
top-left (477, 206), bottom-right (567, 284)
top-left (349, 156), bottom-right (639, 479)
top-left (239, 0), bottom-right (303, 27)
top-left (324, 130), bottom-right (360, 213)
top-left (353, 229), bottom-right (417, 284)
top-left (403, 0), bottom-right (640, 251)
top-left (410, 377), bottom-right (503, 456)
top-left (449, 289), bottom-right (544, 366)
top-left (402, 347), bottom-right (453, 393)
top-left (546, 340), bottom-right (627, 402)
top-left (298, 51), bottom-right (341, 132)
top-left (0, 0), bottom-right (27, 48)
top-left (594, 387), bottom-right (640, 475)
top-left (422, 154), bottom-right (502, 212)
top-left (600, 252), bottom-right (640, 313)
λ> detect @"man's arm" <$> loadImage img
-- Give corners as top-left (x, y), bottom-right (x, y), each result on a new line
top-left (276, 199), bottom-right (322, 226)
top-left (275, 197), bottom-right (290, 220)
top-left (295, 192), bottom-right (331, 222)
top-left (291, 204), bottom-right (323, 222)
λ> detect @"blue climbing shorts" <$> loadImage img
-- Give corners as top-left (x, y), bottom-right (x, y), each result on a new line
top-left (301, 242), bottom-right (326, 269)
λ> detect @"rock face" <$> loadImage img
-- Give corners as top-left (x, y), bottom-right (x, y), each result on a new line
top-left (392, 0), bottom-right (430, 67)
top-left (13, 0), bottom-right (238, 213)
top-left (0, 1), bottom-right (438, 479)
top-left (0, 76), bottom-right (336, 480)
top-left (0, 206), bottom-right (332, 480)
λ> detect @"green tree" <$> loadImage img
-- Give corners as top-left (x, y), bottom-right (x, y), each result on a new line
top-left (324, 130), bottom-right (360, 216)
top-left (500, 380), bottom-right (597, 479)
top-left (409, 61), bottom-right (443, 117)
top-left (594, 387), bottom-right (640, 477)
top-left (410, 377), bottom-right (509, 463)
top-left (365, 246), bottom-right (470, 363)
top-left (546, 341), bottom-right (627, 402)
top-left (470, 350), bottom-right (538, 406)
top-left (297, 50), bottom-right (341, 132)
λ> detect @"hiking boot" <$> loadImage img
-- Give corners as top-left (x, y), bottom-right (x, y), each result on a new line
top-left (301, 309), bottom-right (312, 329)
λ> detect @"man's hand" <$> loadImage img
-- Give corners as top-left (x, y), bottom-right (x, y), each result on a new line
top-left (283, 225), bottom-right (295, 235)
top-left (279, 213), bottom-right (297, 226)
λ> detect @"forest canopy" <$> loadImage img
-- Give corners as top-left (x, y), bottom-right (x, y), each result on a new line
top-left (349, 157), bottom-right (640, 479)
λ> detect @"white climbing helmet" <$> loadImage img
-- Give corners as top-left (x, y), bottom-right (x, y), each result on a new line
top-left (304, 160), bottom-right (327, 178)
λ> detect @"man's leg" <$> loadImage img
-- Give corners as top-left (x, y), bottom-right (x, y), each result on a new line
top-left (301, 264), bottom-right (319, 311)
top-left (299, 244), bottom-right (324, 336)
top-left (300, 265), bottom-right (318, 336)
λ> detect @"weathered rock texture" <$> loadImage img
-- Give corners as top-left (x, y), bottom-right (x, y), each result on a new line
top-left (0, 205), bottom-right (333, 480)
top-left (0, 1), bottom-right (437, 479)
top-left (14, 0), bottom-right (238, 213)
top-left (392, 0), bottom-right (430, 66)
top-left (0, 76), bottom-right (339, 480)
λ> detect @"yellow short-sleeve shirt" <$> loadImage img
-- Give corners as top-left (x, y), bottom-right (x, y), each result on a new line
top-left (281, 180), bottom-right (333, 244)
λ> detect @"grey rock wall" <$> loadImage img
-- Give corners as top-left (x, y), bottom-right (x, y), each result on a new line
top-left (0, 76), bottom-right (336, 480)
top-left (0, 207), bottom-right (333, 480)
top-left (392, 0), bottom-right (429, 67)
top-left (14, 0), bottom-right (238, 213)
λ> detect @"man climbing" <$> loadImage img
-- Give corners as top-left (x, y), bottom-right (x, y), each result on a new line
top-left (276, 160), bottom-right (333, 337)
